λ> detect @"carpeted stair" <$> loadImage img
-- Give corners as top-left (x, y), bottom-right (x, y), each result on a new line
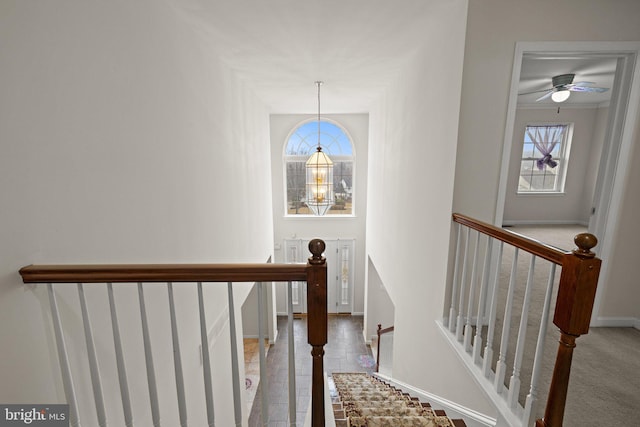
top-left (330, 373), bottom-right (466, 427)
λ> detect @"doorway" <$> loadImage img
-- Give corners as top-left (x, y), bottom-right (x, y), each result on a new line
top-left (496, 41), bottom-right (640, 323)
top-left (284, 238), bottom-right (356, 314)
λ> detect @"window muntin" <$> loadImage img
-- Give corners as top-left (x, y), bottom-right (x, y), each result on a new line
top-left (517, 124), bottom-right (572, 193)
top-left (284, 120), bottom-right (354, 215)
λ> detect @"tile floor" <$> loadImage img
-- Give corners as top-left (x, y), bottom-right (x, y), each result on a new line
top-left (244, 338), bottom-right (270, 412)
top-left (247, 315), bottom-right (375, 427)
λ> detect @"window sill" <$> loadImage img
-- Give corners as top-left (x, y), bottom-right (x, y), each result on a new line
top-left (516, 192), bottom-right (566, 196)
top-left (283, 214), bottom-right (357, 219)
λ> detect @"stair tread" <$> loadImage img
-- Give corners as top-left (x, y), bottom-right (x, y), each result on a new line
top-left (331, 373), bottom-right (462, 427)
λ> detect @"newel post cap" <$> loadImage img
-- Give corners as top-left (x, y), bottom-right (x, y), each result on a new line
top-left (573, 233), bottom-right (598, 258)
top-left (308, 239), bottom-right (326, 265)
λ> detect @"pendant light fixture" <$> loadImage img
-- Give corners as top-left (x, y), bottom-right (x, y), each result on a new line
top-left (305, 81), bottom-right (334, 215)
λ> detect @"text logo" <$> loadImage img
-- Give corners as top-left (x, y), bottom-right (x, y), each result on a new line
top-left (0, 405), bottom-right (68, 426)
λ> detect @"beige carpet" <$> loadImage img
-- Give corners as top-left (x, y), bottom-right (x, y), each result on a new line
top-left (484, 225), bottom-right (640, 426)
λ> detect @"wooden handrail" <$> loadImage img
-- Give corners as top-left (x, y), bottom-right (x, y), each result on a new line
top-left (19, 263), bottom-right (308, 283)
top-left (453, 213), bottom-right (569, 264)
top-left (19, 239), bottom-right (328, 427)
top-left (378, 324), bottom-right (395, 336)
top-left (453, 213), bottom-right (601, 427)
top-left (375, 324), bottom-right (394, 373)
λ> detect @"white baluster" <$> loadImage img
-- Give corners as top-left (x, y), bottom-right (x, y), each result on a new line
top-left (495, 248), bottom-right (519, 394)
top-left (483, 242), bottom-right (504, 377)
top-left (77, 283), bottom-right (107, 426)
top-left (257, 282), bottom-right (269, 425)
top-left (456, 227), bottom-right (471, 342)
top-left (473, 238), bottom-right (493, 365)
top-left (48, 284), bottom-right (80, 426)
top-left (464, 231), bottom-right (481, 352)
top-left (448, 223), bottom-right (462, 331)
top-left (107, 283), bottom-right (133, 426)
top-left (137, 282), bottom-right (160, 426)
top-left (168, 283), bottom-right (187, 426)
top-left (508, 256), bottom-right (537, 409)
top-left (227, 282), bottom-right (242, 427)
top-left (523, 264), bottom-right (557, 426)
top-left (197, 282), bottom-right (216, 427)
top-left (287, 282), bottom-right (297, 426)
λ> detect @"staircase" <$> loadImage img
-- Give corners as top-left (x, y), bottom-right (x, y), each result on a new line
top-left (330, 373), bottom-right (466, 427)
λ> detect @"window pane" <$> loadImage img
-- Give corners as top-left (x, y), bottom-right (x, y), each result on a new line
top-left (285, 121), bottom-right (353, 156)
top-left (285, 120), bottom-right (354, 215)
top-left (518, 124), bottom-right (569, 193)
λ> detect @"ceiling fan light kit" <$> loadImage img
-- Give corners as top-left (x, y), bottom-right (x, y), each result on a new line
top-left (551, 88), bottom-right (571, 103)
top-left (519, 72), bottom-right (609, 103)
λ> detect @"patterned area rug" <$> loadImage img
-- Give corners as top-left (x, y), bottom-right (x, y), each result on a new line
top-left (357, 355), bottom-right (376, 369)
top-left (331, 373), bottom-right (456, 427)
top-left (244, 338), bottom-right (269, 411)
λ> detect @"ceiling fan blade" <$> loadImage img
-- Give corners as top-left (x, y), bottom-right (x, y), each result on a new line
top-left (569, 86), bottom-right (609, 93)
top-left (570, 81), bottom-right (596, 87)
top-left (519, 87), bottom-right (553, 96)
top-left (535, 90), bottom-right (554, 102)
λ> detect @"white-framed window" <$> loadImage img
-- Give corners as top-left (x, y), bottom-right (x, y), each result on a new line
top-left (517, 123), bottom-right (573, 193)
top-left (284, 119), bottom-right (355, 216)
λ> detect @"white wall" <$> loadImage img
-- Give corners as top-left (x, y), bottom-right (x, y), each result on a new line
top-left (365, 0), bottom-right (496, 417)
top-left (598, 108), bottom-right (640, 320)
top-left (503, 106), bottom-right (605, 225)
top-left (270, 114), bottom-right (368, 315)
top-left (0, 0), bottom-right (273, 425)
top-left (453, 0), bottom-right (640, 323)
top-left (364, 257), bottom-right (395, 343)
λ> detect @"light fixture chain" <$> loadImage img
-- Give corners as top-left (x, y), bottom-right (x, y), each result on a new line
top-left (316, 81), bottom-right (322, 150)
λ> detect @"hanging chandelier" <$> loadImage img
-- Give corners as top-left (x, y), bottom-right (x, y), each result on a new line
top-left (305, 81), bottom-right (334, 215)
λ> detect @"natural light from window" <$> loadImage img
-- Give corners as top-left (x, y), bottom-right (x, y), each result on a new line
top-left (518, 124), bottom-right (572, 194)
top-left (284, 120), bottom-right (354, 215)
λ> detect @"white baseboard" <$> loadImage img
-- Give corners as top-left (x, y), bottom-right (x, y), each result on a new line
top-left (590, 316), bottom-right (640, 329)
top-left (502, 220), bottom-right (589, 226)
top-left (362, 330), bottom-right (371, 345)
top-left (374, 373), bottom-right (496, 427)
top-left (351, 311), bottom-right (364, 316)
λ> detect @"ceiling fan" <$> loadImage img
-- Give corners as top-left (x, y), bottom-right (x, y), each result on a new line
top-left (519, 73), bottom-right (609, 103)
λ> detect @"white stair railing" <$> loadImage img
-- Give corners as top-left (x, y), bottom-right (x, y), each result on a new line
top-left (20, 241), bottom-right (329, 427)
top-left (442, 213), bottom-right (601, 427)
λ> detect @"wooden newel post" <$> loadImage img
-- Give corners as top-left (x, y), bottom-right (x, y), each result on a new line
top-left (307, 239), bottom-right (327, 427)
top-left (536, 233), bottom-right (601, 427)
top-left (376, 324), bottom-right (382, 373)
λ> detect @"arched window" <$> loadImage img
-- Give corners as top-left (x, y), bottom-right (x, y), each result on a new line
top-left (284, 120), bottom-right (355, 215)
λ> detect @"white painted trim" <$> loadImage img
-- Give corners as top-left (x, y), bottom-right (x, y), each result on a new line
top-left (208, 306), bottom-right (229, 348)
top-left (590, 316), bottom-right (640, 329)
top-left (351, 311), bottom-right (364, 316)
top-left (436, 321), bottom-right (524, 427)
top-left (589, 47), bottom-right (640, 324)
top-left (304, 373), bottom-right (336, 427)
top-left (242, 331), bottom-right (279, 345)
top-left (495, 41), bottom-right (640, 328)
top-left (502, 220), bottom-right (589, 227)
top-left (517, 102), bottom-right (605, 110)
top-left (374, 372), bottom-right (497, 427)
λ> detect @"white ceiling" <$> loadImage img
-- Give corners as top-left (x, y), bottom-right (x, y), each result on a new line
top-left (168, 2), bottom-right (618, 113)
top-left (518, 54), bottom-right (617, 106)
top-left (168, 0), bottom-right (449, 113)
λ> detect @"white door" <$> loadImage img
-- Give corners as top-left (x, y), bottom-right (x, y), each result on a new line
top-left (284, 239), bottom-right (306, 313)
top-left (325, 239), bottom-right (355, 314)
top-left (284, 238), bottom-right (355, 314)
